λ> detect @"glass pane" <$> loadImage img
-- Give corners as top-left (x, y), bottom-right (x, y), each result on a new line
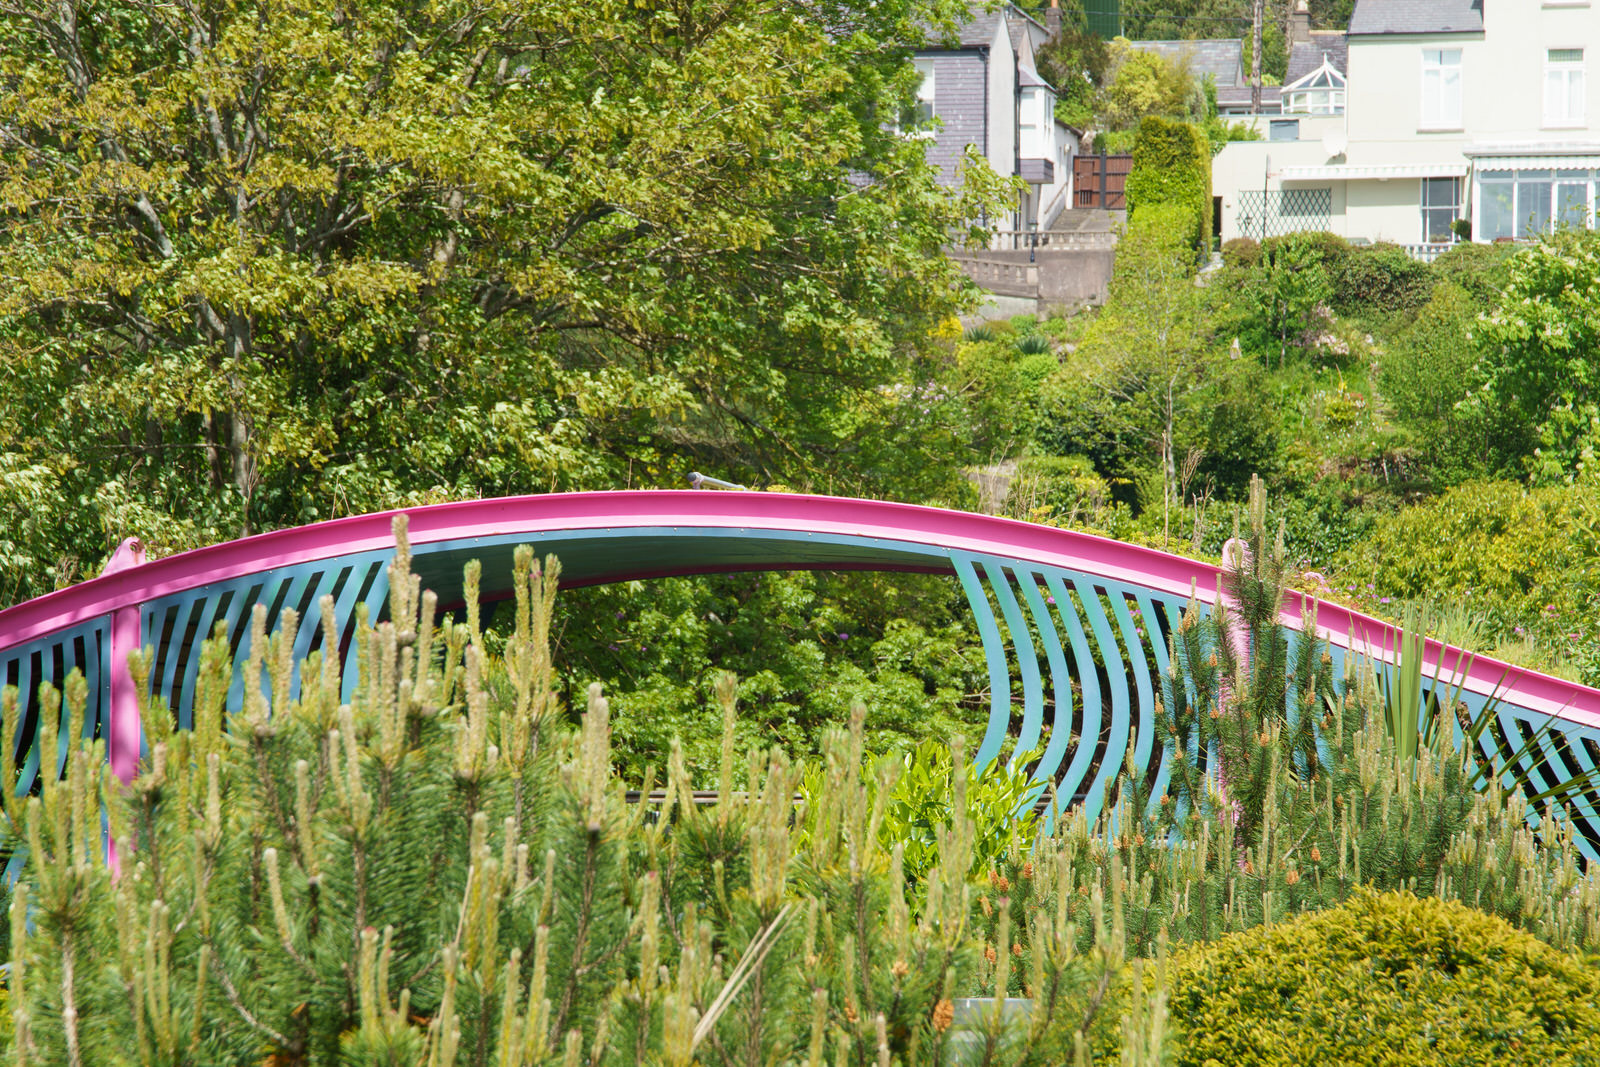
top-left (1442, 68), bottom-right (1461, 126)
top-left (1557, 182), bottom-right (1588, 228)
top-left (1423, 208), bottom-right (1456, 243)
top-left (1571, 72), bottom-right (1585, 120)
top-left (1551, 48), bottom-right (1583, 63)
top-left (1518, 181), bottom-right (1553, 236)
top-left (1481, 182), bottom-right (1514, 240)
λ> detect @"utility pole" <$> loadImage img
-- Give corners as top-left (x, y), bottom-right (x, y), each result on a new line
top-left (1250, 0), bottom-right (1265, 113)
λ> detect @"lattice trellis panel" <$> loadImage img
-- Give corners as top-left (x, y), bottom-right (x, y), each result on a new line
top-left (1237, 187), bottom-right (1333, 240)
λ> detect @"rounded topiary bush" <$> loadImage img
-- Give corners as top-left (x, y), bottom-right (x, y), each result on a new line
top-left (1168, 891), bottom-right (1600, 1067)
top-left (1221, 236), bottom-right (1260, 270)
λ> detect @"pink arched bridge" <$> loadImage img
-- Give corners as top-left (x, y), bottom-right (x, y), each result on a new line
top-left (2, 491), bottom-right (1598, 862)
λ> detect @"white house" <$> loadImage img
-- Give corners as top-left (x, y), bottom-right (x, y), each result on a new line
top-left (913, 4), bottom-right (1080, 239)
top-left (1213, 0), bottom-right (1600, 249)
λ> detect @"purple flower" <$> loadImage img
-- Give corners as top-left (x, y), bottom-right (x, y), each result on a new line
top-left (837, 632), bottom-right (850, 640)
top-left (1046, 596), bottom-right (1056, 605)
top-left (1379, 597), bottom-right (1391, 604)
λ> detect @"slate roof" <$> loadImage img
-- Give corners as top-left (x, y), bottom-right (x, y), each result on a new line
top-left (1128, 39), bottom-right (1244, 87)
top-left (1286, 32), bottom-right (1348, 84)
top-left (1347, 0), bottom-right (1483, 35)
top-left (1215, 85), bottom-right (1282, 110)
top-left (921, 3), bottom-right (1047, 49)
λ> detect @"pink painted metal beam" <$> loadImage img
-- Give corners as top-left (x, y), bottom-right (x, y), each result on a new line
top-left (1, 491), bottom-right (1597, 734)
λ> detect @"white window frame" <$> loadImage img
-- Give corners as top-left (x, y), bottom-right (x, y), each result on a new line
top-left (1420, 177), bottom-right (1462, 243)
top-left (1420, 48), bottom-right (1463, 130)
top-left (1282, 57), bottom-right (1347, 116)
top-left (1545, 48), bottom-right (1585, 128)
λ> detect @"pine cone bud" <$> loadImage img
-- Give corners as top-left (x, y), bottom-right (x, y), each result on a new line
top-left (980, 895), bottom-right (992, 917)
top-left (1285, 869), bottom-right (1300, 886)
top-left (984, 944), bottom-right (997, 963)
top-left (1310, 845), bottom-right (1322, 863)
top-left (932, 999), bottom-right (954, 1033)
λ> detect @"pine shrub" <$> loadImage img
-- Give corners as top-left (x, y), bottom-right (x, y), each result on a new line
top-left (0, 518), bottom-right (1158, 1066)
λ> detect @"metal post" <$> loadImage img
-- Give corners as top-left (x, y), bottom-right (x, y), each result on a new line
top-left (1099, 146), bottom-right (1108, 209)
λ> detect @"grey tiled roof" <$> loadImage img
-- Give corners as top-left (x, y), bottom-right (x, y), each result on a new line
top-left (1215, 84), bottom-right (1282, 109)
top-left (920, 3), bottom-right (1047, 49)
top-left (1128, 39), bottom-right (1244, 87)
top-left (1348, 0), bottom-right (1483, 35)
top-left (1286, 33), bottom-right (1347, 84)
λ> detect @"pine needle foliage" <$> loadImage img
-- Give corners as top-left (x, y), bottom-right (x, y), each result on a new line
top-left (0, 518), bottom-right (1162, 1067)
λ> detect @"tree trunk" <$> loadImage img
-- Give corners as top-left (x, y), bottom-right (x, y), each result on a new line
top-left (1251, 0), bottom-right (1265, 113)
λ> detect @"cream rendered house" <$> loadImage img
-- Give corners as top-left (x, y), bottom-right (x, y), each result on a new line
top-left (1214, 0), bottom-right (1600, 250)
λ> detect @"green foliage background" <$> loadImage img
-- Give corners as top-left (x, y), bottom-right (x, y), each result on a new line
top-left (0, 0), bottom-right (1007, 603)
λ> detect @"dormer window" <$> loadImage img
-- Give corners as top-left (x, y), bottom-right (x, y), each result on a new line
top-left (1283, 56), bottom-right (1346, 115)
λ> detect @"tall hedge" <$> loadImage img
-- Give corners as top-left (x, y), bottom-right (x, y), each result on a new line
top-left (1125, 116), bottom-right (1212, 255)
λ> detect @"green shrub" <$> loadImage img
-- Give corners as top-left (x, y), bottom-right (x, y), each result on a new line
top-left (1430, 240), bottom-right (1515, 303)
top-left (1380, 282), bottom-right (1502, 483)
top-left (1014, 332), bottom-right (1052, 355)
top-left (1255, 231), bottom-right (1334, 364)
top-left (1010, 453), bottom-right (1112, 523)
top-left (1125, 116), bottom-right (1211, 255)
top-left (867, 739), bottom-right (1040, 886)
top-left (1472, 229), bottom-right (1600, 484)
top-left (1333, 244), bottom-right (1434, 313)
top-left (1335, 479), bottom-right (1600, 682)
top-left (1260, 229), bottom-right (1349, 276)
top-left (1169, 891), bottom-right (1600, 1067)
top-left (1221, 236), bottom-right (1260, 270)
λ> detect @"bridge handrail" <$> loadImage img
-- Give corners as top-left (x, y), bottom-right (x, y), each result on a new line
top-left (1, 490), bottom-right (1596, 729)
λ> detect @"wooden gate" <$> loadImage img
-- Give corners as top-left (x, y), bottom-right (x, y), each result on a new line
top-left (1073, 151), bottom-right (1132, 209)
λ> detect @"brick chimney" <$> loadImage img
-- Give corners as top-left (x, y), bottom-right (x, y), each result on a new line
top-left (1046, 0), bottom-right (1062, 39)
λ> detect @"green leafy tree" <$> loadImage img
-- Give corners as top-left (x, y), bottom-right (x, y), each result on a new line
top-left (1473, 230), bottom-right (1600, 484)
top-left (1096, 41), bottom-right (1207, 134)
top-left (0, 0), bottom-right (1007, 604)
top-left (1041, 206), bottom-right (1252, 539)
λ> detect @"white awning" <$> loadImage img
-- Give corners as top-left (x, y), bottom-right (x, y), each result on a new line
top-left (1277, 163), bottom-right (1470, 181)
top-left (1472, 155), bottom-right (1600, 171)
